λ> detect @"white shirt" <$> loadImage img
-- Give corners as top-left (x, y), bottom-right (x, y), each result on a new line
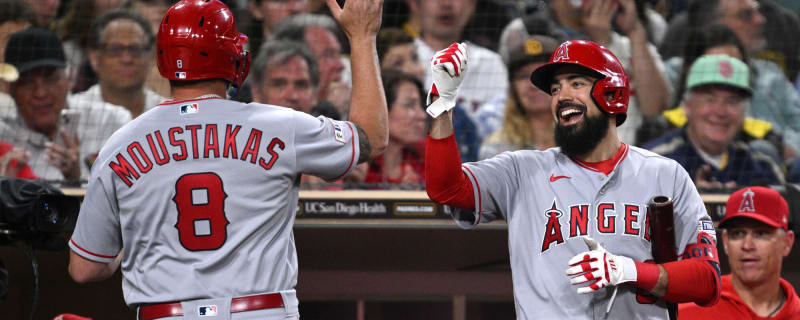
top-left (0, 92), bottom-right (15, 120)
top-left (603, 32), bottom-right (670, 145)
top-left (0, 95), bottom-right (131, 183)
top-left (71, 84), bottom-right (165, 117)
top-left (415, 38), bottom-right (509, 124)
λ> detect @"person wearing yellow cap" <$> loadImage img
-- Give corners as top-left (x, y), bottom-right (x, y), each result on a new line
top-left (679, 186), bottom-right (800, 319)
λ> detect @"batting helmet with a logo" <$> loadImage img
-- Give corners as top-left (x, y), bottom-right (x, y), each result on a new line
top-left (157, 0), bottom-right (250, 89)
top-left (530, 40), bottom-right (629, 126)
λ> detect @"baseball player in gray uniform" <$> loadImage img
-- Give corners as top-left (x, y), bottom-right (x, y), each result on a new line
top-left (66, 0), bottom-right (388, 319)
top-left (424, 41), bottom-right (722, 319)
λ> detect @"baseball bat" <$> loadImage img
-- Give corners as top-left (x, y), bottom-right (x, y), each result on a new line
top-left (648, 196), bottom-right (677, 320)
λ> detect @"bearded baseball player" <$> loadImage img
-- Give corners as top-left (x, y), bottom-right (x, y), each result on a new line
top-left (66, 0), bottom-right (388, 318)
top-left (425, 41), bottom-right (722, 319)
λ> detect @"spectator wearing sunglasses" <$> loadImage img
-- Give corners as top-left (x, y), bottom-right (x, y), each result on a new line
top-left (72, 9), bottom-right (165, 118)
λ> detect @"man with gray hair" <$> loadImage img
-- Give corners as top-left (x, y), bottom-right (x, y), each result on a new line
top-left (250, 40), bottom-right (330, 117)
top-left (271, 14), bottom-right (348, 115)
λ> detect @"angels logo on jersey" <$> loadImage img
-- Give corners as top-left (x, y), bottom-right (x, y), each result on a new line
top-left (541, 200), bottom-right (649, 252)
top-left (542, 200), bottom-right (565, 251)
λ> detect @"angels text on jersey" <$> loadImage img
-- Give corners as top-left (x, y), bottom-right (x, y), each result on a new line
top-left (541, 199), bottom-right (652, 252)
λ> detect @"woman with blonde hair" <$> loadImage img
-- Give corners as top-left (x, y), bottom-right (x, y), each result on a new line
top-left (479, 28), bottom-right (560, 160)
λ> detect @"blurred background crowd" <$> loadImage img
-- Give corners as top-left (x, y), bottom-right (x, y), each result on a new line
top-left (1, 0), bottom-right (800, 194)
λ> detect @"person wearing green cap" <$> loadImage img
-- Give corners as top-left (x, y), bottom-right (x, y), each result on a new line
top-left (644, 54), bottom-right (784, 189)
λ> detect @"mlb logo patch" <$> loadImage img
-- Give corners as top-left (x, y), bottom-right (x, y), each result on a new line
top-left (332, 121), bottom-right (346, 144)
top-left (699, 220), bottom-right (717, 242)
top-left (198, 305), bottom-right (218, 316)
top-left (180, 103), bottom-right (199, 114)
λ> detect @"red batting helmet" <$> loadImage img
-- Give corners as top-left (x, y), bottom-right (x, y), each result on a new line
top-left (157, 0), bottom-right (250, 89)
top-left (530, 40), bottom-right (629, 126)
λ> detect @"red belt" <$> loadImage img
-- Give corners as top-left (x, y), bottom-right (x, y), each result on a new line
top-left (138, 293), bottom-right (284, 320)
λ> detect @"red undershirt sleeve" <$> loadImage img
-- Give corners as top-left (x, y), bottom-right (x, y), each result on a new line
top-left (424, 133), bottom-right (475, 210)
top-left (633, 258), bottom-right (719, 306)
top-left (661, 258), bottom-right (721, 305)
top-left (633, 232), bottom-right (721, 305)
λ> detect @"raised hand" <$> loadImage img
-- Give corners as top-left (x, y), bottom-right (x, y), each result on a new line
top-left (582, 0), bottom-right (618, 45)
top-left (325, 0), bottom-right (384, 41)
top-left (614, 0), bottom-right (644, 36)
top-left (426, 42), bottom-right (468, 118)
top-left (46, 129), bottom-right (81, 182)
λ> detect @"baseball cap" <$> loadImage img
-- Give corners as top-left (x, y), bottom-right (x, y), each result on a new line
top-left (498, 17), bottom-right (561, 72)
top-left (4, 28), bottom-right (66, 77)
top-left (686, 54), bottom-right (752, 96)
top-left (720, 186), bottom-right (789, 230)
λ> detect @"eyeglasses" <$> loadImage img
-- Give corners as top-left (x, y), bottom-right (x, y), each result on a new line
top-left (99, 43), bottom-right (152, 57)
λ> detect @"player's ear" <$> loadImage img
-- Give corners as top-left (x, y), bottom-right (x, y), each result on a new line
top-left (782, 230), bottom-right (794, 257)
top-left (721, 230), bottom-right (730, 254)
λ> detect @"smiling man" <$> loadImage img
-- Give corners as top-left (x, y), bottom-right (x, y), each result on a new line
top-left (679, 186), bottom-right (800, 319)
top-left (1, 28), bottom-right (131, 184)
top-left (646, 54), bottom-right (784, 188)
top-left (424, 40), bottom-right (721, 319)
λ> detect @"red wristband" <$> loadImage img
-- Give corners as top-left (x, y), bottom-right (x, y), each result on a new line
top-left (634, 261), bottom-right (660, 292)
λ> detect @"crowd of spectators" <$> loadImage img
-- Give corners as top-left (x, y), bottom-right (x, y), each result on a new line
top-left (2, 0), bottom-right (800, 192)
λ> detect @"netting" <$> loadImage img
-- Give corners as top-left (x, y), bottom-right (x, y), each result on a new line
top-left (0, 0), bottom-right (799, 191)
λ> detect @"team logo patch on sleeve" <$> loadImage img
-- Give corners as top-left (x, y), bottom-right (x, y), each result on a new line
top-left (331, 120), bottom-right (346, 144)
top-left (180, 103), bottom-right (199, 115)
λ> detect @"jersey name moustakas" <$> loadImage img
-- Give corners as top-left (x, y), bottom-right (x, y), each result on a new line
top-left (108, 123), bottom-right (285, 187)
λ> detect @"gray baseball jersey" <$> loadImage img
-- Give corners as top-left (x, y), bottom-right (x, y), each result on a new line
top-left (452, 144), bottom-right (714, 320)
top-left (69, 97), bottom-right (359, 306)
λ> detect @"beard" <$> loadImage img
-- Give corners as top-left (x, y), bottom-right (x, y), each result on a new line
top-left (554, 102), bottom-right (611, 157)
